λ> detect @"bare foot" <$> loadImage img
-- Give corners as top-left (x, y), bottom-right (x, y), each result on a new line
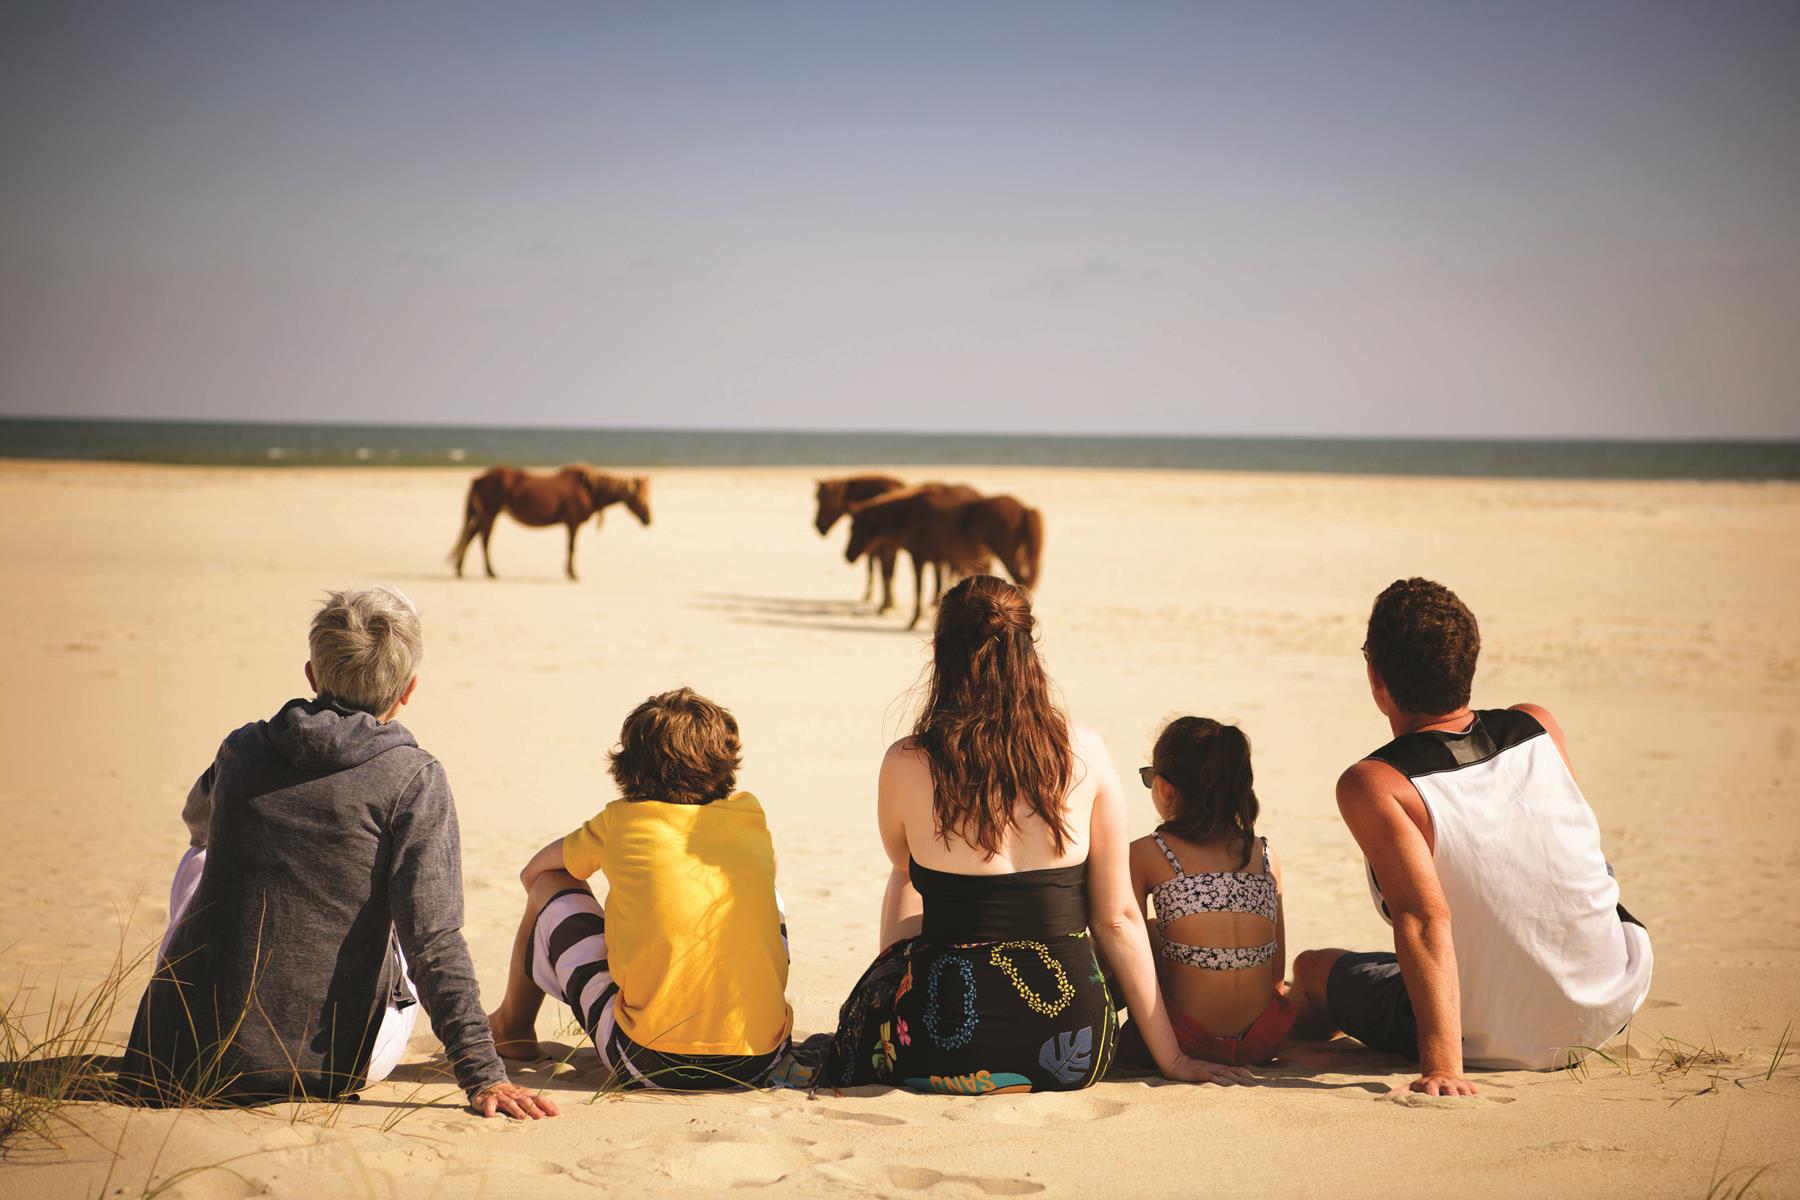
top-left (488, 1009), bottom-right (542, 1061)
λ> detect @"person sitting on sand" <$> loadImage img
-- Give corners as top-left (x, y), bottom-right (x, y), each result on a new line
top-left (1116, 717), bottom-right (1293, 1069)
top-left (487, 688), bottom-right (792, 1089)
top-left (1291, 578), bottom-right (1654, 1094)
top-left (119, 587), bottom-right (554, 1119)
top-left (825, 575), bottom-right (1252, 1094)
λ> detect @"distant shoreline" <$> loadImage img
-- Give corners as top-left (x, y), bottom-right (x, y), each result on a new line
top-left (2, 417), bottom-right (1796, 480)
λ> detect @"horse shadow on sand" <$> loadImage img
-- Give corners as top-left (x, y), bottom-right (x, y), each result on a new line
top-left (690, 593), bottom-right (922, 635)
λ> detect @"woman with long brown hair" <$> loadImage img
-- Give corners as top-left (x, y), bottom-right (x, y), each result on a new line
top-left (825, 576), bottom-right (1253, 1092)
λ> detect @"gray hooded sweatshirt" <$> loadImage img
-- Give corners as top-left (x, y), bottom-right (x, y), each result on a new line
top-left (120, 699), bottom-right (508, 1103)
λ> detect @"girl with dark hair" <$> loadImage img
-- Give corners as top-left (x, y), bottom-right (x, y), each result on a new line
top-left (1119, 717), bottom-right (1292, 1067)
top-left (826, 577), bottom-right (1252, 1092)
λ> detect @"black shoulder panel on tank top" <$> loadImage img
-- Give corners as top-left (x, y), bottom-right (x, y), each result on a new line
top-left (1365, 708), bottom-right (1547, 780)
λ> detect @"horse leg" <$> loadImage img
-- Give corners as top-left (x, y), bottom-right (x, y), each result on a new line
top-left (878, 544), bottom-right (898, 614)
top-left (452, 485), bottom-right (494, 578)
top-left (908, 554), bottom-right (927, 630)
top-left (565, 522), bottom-right (579, 581)
top-left (452, 513), bottom-right (478, 578)
top-left (479, 515), bottom-right (498, 579)
top-left (862, 554), bottom-right (875, 603)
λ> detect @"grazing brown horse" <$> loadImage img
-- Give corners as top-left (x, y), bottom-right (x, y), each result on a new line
top-left (956, 495), bottom-right (1044, 591)
top-left (814, 474), bottom-right (906, 609)
top-left (450, 465), bottom-right (651, 581)
top-left (845, 484), bottom-right (993, 629)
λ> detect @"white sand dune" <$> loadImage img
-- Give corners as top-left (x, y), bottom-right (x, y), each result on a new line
top-left (1, 460), bottom-right (1796, 1198)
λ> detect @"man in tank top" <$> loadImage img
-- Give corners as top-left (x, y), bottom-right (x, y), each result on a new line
top-left (1291, 578), bottom-right (1653, 1095)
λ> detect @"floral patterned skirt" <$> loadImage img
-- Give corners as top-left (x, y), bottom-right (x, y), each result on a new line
top-left (826, 931), bottom-right (1116, 1094)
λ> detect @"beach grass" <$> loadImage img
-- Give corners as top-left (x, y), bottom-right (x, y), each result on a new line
top-left (0, 932), bottom-right (148, 1156)
top-left (1704, 1163), bottom-right (1774, 1200)
top-left (1559, 1020), bottom-right (1800, 1115)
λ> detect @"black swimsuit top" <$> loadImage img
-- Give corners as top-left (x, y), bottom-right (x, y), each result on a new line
top-left (910, 857), bottom-right (1089, 942)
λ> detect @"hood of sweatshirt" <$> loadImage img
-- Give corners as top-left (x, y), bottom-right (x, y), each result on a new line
top-left (262, 697), bottom-right (417, 772)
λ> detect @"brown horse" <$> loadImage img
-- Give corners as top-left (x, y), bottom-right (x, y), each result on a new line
top-left (450, 465), bottom-right (651, 581)
top-left (846, 484), bottom-right (993, 629)
top-left (956, 495), bottom-right (1044, 590)
top-left (814, 474), bottom-right (905, 609)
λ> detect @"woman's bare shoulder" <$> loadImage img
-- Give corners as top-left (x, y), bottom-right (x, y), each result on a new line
top-left (881, 738), bottom-right (931, 783)
top-left (882, 736), bottom-right (927, 760)
top-left (1066, 719), bottom-right (1113, 764)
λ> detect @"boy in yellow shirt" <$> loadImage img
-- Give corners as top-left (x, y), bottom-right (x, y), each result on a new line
top-left (487, 688), bottom-right (792, 1088)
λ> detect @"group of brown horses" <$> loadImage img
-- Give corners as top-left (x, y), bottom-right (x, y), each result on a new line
top-left (813, 475), bottom-right (1044, 629)
top-left (447, 466), bottom-right (1043, 630)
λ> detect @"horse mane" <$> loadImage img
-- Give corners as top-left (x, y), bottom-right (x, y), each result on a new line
top-left (847, 483), bottom-right (943, 513)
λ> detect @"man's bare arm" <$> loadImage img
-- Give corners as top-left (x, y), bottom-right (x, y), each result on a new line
top-left (1337, 760), bottom-right (1477, 1097)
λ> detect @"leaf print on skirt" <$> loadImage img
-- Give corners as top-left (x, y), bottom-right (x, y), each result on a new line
top-left (1039, 1026), bottom-right (1093, 1085)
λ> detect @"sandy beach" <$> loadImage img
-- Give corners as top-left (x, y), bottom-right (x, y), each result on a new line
top-left (2, 458), bottom-right (1796, 1198)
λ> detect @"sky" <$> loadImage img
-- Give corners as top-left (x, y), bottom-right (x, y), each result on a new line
top-left (2, 1), bottom-right (1797, 438)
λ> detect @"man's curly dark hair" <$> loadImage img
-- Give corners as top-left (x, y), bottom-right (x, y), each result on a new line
top-left (1364, 578), bottom-right (1480, 716)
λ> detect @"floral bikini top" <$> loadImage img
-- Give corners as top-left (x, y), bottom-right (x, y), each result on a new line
top-left (1150, 833), bottom-right (1279, 971)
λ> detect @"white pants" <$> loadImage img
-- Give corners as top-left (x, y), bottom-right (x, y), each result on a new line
top-left (161, 847), bottom-right (420, 1086)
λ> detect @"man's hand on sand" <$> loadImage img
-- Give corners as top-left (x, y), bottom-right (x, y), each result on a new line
top-left (472, 1081), bottom-right (560, 1119)
top-left (1406, 1072), bottom-right (1478, 1097)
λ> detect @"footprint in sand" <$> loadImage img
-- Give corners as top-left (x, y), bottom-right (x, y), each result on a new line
top-left (576, 1133), bottom-right (818, 1190)
top-left (1382, 1089), bottom-right (1516, 1107)
top-left (359, 1144), bottom-right (449, 1174)
top-left (144, 1170), bottom-right (265, 1200)
top-left (441, 1151), bottom-right (567, 1179)
top-left (816, 1107), bottom-right (907, 1126)
top-left (812, 1161), bottom-right (1046, 1195)
top-left (966, 1094), bottom-right (1130, 1126)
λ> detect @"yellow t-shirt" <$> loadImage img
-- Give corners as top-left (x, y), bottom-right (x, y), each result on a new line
top-left (561, 791), bottom-right (791, 1056)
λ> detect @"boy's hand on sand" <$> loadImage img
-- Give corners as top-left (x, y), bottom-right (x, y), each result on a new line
top-left (1406, 1072), bottom-right (1478, 1097)
top-left (472, 1081), bottom-right (560, 1119)
top-left (1163, 1054), bottom-right (1257, 1086)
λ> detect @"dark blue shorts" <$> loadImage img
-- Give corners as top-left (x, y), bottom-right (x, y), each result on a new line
top-left (1327, 951), bottom-right (1418, 1059)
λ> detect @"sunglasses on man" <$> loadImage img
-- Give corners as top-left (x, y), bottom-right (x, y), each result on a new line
top-left (1138, 766), bottom-right (1157, 788)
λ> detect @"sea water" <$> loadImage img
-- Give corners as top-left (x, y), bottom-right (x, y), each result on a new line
top-left (1, 418), bottom-right (1795, 480)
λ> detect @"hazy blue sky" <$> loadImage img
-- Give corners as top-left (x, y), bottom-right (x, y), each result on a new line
top-left (3, 1), bottom-right (1796, 437)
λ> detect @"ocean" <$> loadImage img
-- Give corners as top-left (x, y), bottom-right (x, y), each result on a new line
top-left (1, 418), bottom-right (1796, 480)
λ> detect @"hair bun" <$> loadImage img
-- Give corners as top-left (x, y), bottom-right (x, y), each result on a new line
top-left (973, 591), bottom-right (1032, 640)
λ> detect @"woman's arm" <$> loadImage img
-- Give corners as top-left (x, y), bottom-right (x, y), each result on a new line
top-left (1084, 733), bottom-right (1254, 1085)
top-left (876, 741), bottom-right (924, 951)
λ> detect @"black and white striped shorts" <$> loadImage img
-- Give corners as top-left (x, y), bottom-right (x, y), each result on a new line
top-left (529, 887), bottom-right (784, 1090)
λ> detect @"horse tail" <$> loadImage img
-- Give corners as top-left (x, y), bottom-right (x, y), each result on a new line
top-left (448, 476), bottom-right (490, 563)
top-left (1021, 506), bottom-right (1045, 587)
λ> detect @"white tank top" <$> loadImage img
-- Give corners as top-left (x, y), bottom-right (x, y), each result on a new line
top-left (1366, 709), bottom-right (1654, 1070)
